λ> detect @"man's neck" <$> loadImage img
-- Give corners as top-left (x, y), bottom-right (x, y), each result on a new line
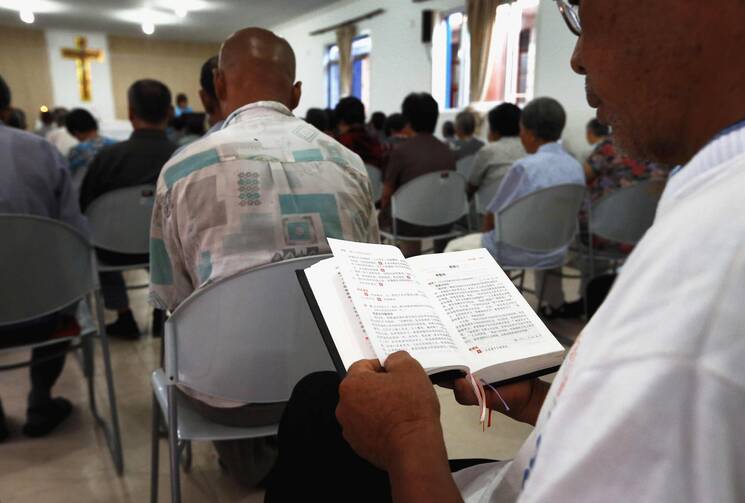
top-left (80, 131), bottom-right (99, 142)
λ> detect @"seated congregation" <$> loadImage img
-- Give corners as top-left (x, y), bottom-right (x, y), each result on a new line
top-left (1, 0), bottom-right (744, 500)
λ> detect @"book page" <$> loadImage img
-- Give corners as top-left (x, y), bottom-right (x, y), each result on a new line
top-left (408, 249), bottom-right (564, 374)
top-left (304, 258), bottom-right (377, 369)
top-left (327, 239), bottom-right (464, 370)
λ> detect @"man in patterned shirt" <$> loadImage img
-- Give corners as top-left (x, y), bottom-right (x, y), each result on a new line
top-left (148, 27), bottom-right (378, 487)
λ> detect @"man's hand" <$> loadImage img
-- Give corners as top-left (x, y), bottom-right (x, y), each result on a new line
top-left (443, 377), bottom-right (549, 426)
top-left (336, 351), bottom-right (443, 470)
top-left (336, 351), bottom-right (463, 502)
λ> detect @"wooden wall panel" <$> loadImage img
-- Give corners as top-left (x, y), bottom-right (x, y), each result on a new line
top-left (0, 25), bottom-right (54, 129)
top-left (108, 35), bottom-right (220, 120)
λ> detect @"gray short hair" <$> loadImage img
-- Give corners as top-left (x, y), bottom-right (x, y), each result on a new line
top-left (521, 97), bottom-right (566, 142)
top-left (455, 110), bottom-right (477, 136)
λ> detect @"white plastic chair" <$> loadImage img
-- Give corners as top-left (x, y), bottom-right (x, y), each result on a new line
top-left (365, 163), bottom-right (383, 203)
top-left (150, 255), bottom-right (335, 503)
top-left (380, 171), bottom-right (469, 243)
top-left (456, 154), bottom-right (477, 180)
top-left (490, 184), bottom-right (587, 310)
top-left (85, 184), bottom-right (156, 273)
top-left (0, 214), bottom-right (124, 474)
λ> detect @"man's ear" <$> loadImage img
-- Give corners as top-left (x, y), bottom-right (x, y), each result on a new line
top-left (290, 81), bottom-right (302, 111)
top-left (214, 69), bottom-right (228, 102)
top-left (198, 89), bottom-right (214, 115)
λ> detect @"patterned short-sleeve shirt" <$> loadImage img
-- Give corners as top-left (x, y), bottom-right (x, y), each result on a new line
top-left (149, 101), bottom-right (380, 311)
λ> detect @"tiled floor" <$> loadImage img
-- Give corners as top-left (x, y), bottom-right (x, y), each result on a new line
top-left (0, 269), bottom-right (583, 502)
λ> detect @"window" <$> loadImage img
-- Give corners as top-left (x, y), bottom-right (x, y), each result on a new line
top-left (433, 0), bottom-right (538, 110)
top-left (324, 35), bottom-right (372, 109)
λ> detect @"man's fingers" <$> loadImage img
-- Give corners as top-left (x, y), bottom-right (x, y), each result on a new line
top-left (347, 358), bottom-right (383, 375)
top-left (383, 351), bottom-right (422, 373)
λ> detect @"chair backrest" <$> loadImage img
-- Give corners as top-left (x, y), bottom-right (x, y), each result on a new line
top-left (589, 180), bottom-right (664, 245)
top-left (85, 184), bottom-right (156, 254)
top-left (391, 171), bottom-right (468, 227)
top-left (456, 155), bottom-right (476, 179)
top-left (165, 255), bottom-right (335, 404)
top-left (365, 163), bottom-right (383, 203)
top-left (0, 214), bottom-right (97, 326)
top-left (496, 184), bottom-right (586, 252)
top-left (474, 176), bottom-right (505, 215)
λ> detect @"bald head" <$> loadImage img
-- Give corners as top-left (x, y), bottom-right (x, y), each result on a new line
top-left (216, 27), bottom-right (302, 117)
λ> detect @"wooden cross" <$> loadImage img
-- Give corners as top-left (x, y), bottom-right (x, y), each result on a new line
top-left (61, 36), bottom-right (104, 102)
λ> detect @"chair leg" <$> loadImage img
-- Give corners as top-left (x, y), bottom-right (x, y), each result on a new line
top-left (519, 270), bottom-right (526, 293)
top-left (180, 441), bottom-right (192, 473)
top-left (86, 291), bottom-right (124, 475)
top-left (151, 393), bottom-right (161, 503)
top-left (167, 385), bottom-right (182, 503)
top-left (537, 271), bottom-right (548, 312)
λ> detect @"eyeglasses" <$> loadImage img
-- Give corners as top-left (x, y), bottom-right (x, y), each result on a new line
top-left (554, 0), bottom-right (581, 36)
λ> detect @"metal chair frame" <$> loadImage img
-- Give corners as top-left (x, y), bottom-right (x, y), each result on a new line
top-left (489, 184), bottom-right (587, 312)
top-left (0, 214), bottom-right (124, 474)
top-left (85, 185), bottom-right (156, 291)
top-left (380, 171), bottom-right (470, 245)
top-left (150, 255), bottom-right (334, 503)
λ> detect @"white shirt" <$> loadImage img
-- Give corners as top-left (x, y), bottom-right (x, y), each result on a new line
top-left (455, 122), bottom-right (745, 502)
top-left (46, 127), bottom-right (79, 157)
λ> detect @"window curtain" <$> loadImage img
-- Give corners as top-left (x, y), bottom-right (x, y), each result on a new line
top-left (336, 24), bottom-right (357, 97)
top-left (467, 0), bottom-right (510, 103)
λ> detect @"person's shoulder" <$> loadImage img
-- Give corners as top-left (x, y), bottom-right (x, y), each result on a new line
top-left (157, 135), bottom-right (224, 192)
top-left (3, 125), bottom-right (55, 151)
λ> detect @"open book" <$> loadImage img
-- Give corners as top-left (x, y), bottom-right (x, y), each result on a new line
top-left (297, 239), bottom-right (566, 386)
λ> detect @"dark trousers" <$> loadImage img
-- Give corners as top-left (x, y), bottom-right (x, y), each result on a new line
top-left (0, 315), bottom-right (70, 408)
top-left (264, 372), bottom-right (492, 502)
top-left (97, 250), bottom-right (148, 311)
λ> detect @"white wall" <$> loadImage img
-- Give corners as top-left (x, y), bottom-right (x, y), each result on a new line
top-left (274, 0), bottom-right (462, 117)
top-left (274, 0), bottom-right (594, 155)
top-left (45, 30), bottom-right (116, 121)
top-left (532, 0), bottom-right (594, 157)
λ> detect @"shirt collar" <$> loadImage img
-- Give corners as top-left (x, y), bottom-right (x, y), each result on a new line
top-left (658, 120), bottom-right (745, 214)
top-left (131, 128), bottom-right (167, 140)
top-left (537, 142), bottom-right (563, 155)
top-left (222, 101), bottom-right (293, 129)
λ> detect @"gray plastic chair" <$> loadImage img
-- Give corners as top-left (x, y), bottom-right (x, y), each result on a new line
top-left (490, 184), bottom-right (587, 309)
top-left (365, 163), bottom-right (383, 203)
top-left (474, 175), bottom-right (505, 215)
top-left (580, 179), bottom-right (665, 277)
top-left (456, 154), bottom-right (476, 180)
top-left (0, 214), bottom-right (124, 474)
top-left (380, 171), bottom-right (469, 243)
top-left (85, 184), bottom-right (156, 271)
top-left (150, 255), bottom-right (335, 503)
top-left (589, 179), bottom-right (664, 245)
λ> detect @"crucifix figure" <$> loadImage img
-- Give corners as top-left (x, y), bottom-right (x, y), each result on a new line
top-left (61, 36), bottom-right (104, 102)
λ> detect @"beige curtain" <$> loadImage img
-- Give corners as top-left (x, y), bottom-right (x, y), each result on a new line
top-left (336, 24), bottom-right (357, 97)
top-left (467, 0), bottom-right (509, 103)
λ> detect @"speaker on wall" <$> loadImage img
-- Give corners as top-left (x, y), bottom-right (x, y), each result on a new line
top-left (422, 10), bottom-right (434, 44)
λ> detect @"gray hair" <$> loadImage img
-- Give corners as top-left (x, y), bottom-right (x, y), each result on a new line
top-left (521, 97), bottom-right (566, 142)
top-left (455, 110), bottom-right (477, 136)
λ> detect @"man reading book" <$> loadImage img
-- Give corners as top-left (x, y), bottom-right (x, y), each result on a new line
top-left (265, 1), bottom-right (745, 501)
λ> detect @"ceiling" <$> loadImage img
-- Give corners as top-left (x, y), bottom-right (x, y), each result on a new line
top-left (0, 0), bottom-right (342, 42)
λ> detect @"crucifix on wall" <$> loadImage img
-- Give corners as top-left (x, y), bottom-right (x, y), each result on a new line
top-left (61, 36), bottom-right (104, 102)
